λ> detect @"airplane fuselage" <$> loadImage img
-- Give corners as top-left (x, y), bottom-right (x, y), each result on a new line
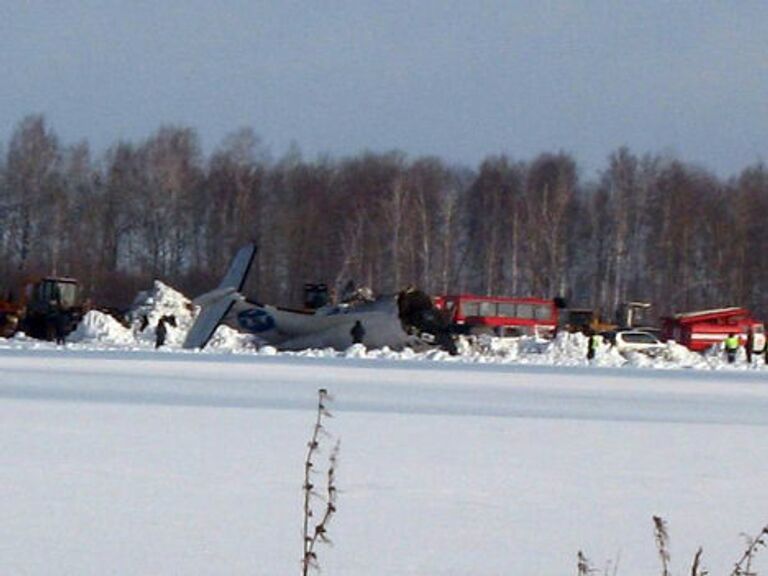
top-left (182, 244), bottom-right (455, 353)
top-left (224, 295), bottom-right (414, 350)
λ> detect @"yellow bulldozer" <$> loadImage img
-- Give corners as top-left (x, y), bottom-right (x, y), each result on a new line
top-left (560, 301), bottom-right (653, 334)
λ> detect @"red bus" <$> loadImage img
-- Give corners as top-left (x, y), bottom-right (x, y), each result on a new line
top-left (433, 294), bottom-right (558, 338)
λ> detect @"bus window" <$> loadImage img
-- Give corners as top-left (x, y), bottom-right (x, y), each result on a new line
top-left (462, 301), bottom-right (480, 317)
top-left (478, 301), bottom-right (495, 317)
top-left (497, 302), bottom-right (516, 317)
top-left (534, 304), bottom-right (553, 321)
top-left (516, 304), bottom-right (534, 319)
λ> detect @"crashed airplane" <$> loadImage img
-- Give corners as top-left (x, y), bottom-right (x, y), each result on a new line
top-left (183, 244), bottom-right (456, 353)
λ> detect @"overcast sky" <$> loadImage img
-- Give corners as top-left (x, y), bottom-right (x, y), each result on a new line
top-left (1, 1), bottom-right (766, 177)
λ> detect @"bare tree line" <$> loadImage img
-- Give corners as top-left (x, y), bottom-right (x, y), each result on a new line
top-left (1, 114), bottom-right (767, 321)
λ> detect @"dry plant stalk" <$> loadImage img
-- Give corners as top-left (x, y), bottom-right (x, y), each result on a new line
top-left (577, 549), bottom-right (621, 576)
top-left (301, 388), bottom-right (339, 576)
top-left (579, 518), bottom-right (768, 576)
top-left (731, 525), bottom-right (768, 576)
top-left (654, 516), bottom-right (671, 576)
top-left (690, 546), bottom-right (708, 576)
top-left (605, 552), bottom-right (621, 576)
top-left (577, 550), bottom-right (594, 576)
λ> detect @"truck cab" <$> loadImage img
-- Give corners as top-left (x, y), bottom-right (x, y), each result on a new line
top-left (22, 277), bottom-right (83, 340)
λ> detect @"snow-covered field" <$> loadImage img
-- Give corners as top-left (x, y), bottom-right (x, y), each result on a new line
top-left (2, 284), bottom-right (768, 575)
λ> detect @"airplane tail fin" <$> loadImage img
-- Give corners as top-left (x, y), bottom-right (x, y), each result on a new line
top-left (183, 244), bottom-right (257, 349)
top-left (217, 243), bottom-right (257, 293)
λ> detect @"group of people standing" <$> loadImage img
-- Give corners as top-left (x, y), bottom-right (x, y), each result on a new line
top-left (723, 329), bottom-right (766, 364)
top-left (138, 314), bottom-right (176, 349)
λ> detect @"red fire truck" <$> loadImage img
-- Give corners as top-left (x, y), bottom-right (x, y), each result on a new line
top-left (433, 294), bottom-right (558, 337)
top-left (660, 307), bottom-right (765, 352)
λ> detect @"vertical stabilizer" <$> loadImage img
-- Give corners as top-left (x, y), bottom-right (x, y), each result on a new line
top-left (218, 244), bottom-right (256, 292)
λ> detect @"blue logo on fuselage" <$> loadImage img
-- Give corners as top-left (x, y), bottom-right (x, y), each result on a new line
top-left (237, 308), bottom-right (276, 333)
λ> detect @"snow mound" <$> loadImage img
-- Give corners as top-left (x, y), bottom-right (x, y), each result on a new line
top-left (206, 324), bottom-right (256, 351)
top-left (657, 341), bottom-right (710, 368)
top-left (68, 310), bottom-right (135, 345)
top-left (129, 281), bottom-right (195, 347)
top-left (447, 332), bottom-right (626, 367)
top-left (343, 343), bottom-right (369, 358)
top-left (64, 280), bottom-right (258, 352)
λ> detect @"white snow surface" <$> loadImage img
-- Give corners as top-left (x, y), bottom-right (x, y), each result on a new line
top-left (2, 281), bottom-right (768, 575)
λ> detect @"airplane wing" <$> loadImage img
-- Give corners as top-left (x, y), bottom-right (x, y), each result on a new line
top-left (182, 296), bottom-right (235, 349)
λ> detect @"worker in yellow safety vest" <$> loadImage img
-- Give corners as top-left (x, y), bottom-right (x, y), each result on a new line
top-left (724, 333), bottom-right (740, 364)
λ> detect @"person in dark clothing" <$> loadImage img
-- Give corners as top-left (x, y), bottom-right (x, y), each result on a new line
top-left (350, 320), bottom-right (365, 345)
top-left (54, 311), bottom-right (68, 345)
top-left (155, 318), bottom-right (168, 349)
top-left (746, 328), bottom-right (755, 364)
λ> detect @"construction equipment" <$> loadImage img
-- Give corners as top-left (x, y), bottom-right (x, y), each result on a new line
top-left (560, 308), bottom-right (614, 334)
top-left (561, 301), bottom-right (653, 334)
top-left (615, 301), bottom-right (652, 330)
top-left (0, 277), bottom-right (86, 341)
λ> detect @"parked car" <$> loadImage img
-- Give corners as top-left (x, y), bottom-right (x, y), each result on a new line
top-left (612, 330), bottom-right (665, 355)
